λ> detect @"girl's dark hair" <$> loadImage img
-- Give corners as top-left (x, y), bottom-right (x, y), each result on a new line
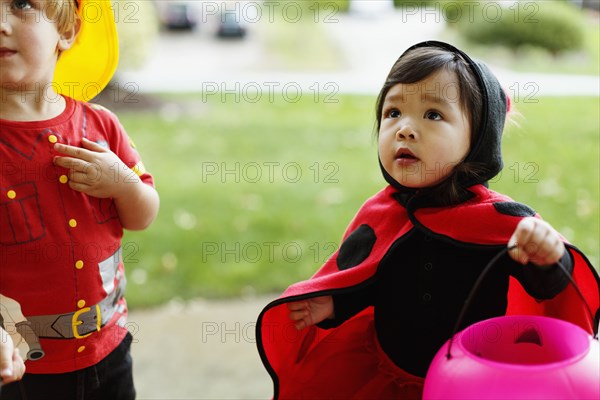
top-left (375, 47), bottom-right (489, 207)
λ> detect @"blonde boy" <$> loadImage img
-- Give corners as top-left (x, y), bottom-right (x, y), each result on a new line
top-left (1, 0), bottom-right (159, 398)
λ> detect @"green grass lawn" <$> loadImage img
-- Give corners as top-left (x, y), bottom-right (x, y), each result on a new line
top-left (116, 94), bottom-right (599, 309)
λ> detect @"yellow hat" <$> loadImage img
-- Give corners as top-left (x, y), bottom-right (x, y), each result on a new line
top-left (54, 0), bottom-right (119, 102)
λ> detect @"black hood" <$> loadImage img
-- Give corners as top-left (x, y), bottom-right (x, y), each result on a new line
top-left (380, 41), bottom-right (508, 204)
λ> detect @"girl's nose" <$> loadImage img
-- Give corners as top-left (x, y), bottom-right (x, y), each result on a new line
top-left (0, 19), bottom-right (7, 35)
top-left (396, 124), bottom-right (417, 140)
top-left (0, 14), bottom-right (11, 35)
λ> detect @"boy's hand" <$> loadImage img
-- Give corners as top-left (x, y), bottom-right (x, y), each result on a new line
top-left (53, 138), bottom-right (139, 200)
top-left (1, 328), bottom-right (25, 385)
top-left (288, 296), bottom-right (334, 330)
top-left (53, 137), bottom-right (159, 230)
top-left (508, 217), bottom-right (565, 267)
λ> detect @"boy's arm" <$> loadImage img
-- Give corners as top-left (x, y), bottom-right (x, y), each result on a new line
top-left (0, 327), bottom-right (25, 385)
top-left (113, 172), bottom-right (160, 231)
top-left (53, 138), bottom-right (159, 230)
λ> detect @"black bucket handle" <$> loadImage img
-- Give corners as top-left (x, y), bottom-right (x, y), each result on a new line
top-left (446, 245), bottom-right (597, 360)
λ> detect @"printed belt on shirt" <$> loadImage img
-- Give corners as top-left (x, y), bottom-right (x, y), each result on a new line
top-left (21, 249), bottom-right (126, 341)
top-left (26, 300), bottom-right (123, 339)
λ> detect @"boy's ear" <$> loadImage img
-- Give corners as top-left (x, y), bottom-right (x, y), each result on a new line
top-left (57, 18), bottom-right (81, 52)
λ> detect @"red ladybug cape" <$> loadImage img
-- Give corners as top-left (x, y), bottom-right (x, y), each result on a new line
top-left (256, 184), bottom-right (600, 399)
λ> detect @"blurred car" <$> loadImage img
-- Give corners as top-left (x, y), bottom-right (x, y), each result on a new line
top-left (216, 12), bottom-right (246, 39)
top-left (159, 2), bottom-right (198, 31)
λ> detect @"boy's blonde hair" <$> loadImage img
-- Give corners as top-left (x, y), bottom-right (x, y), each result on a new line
top-left (45, 0), bottom-right (79, 35)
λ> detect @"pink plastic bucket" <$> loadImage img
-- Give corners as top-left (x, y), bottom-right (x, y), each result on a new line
top-left (423, 315), bottom-right (600, 399)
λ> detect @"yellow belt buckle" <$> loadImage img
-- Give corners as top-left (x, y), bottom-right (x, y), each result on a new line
top-left (71, 305), bottom-right (102, 339)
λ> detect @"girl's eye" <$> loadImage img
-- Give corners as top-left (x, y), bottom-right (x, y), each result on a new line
top-left (13, 0), bottom-right (33, 10)
top-left (386, 109), bottom-right (400, 119)
top-left (425, 111), bottom-right (442, 121)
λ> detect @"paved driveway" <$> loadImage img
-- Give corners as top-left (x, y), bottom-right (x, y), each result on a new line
top-left (131, 296), bottom-right (273, 399)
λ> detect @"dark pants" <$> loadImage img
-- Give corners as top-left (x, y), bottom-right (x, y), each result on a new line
top-left (0, 333), bottom-right (135, 400)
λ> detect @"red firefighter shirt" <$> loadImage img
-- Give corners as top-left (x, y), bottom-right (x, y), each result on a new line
top-left (0, 96), bottom-right (154, 373)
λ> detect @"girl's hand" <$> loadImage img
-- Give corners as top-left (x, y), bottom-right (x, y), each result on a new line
top-left (288, 296), bottom-right (334, 330)
top-left (1, 328), bottom-right (25, 385)
top-left (53, 138), bottom-right (140, 200)
top-left (508, 217), bottom-right (565, 267)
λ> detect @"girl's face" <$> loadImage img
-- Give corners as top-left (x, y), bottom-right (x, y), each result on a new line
top-left (378, 69), bottom-right (471, 189)
top-left (0, 0), bottom-right (75, 89)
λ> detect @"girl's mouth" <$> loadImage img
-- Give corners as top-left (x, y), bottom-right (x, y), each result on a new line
top-left (395, 148), bottom-right (418, 160)
top-left (394, 148), bottom-right (419, 165)
top-left (398, 153), bottom-right (416, 159)
top-left (0, 48), bottom-right (17, 58)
